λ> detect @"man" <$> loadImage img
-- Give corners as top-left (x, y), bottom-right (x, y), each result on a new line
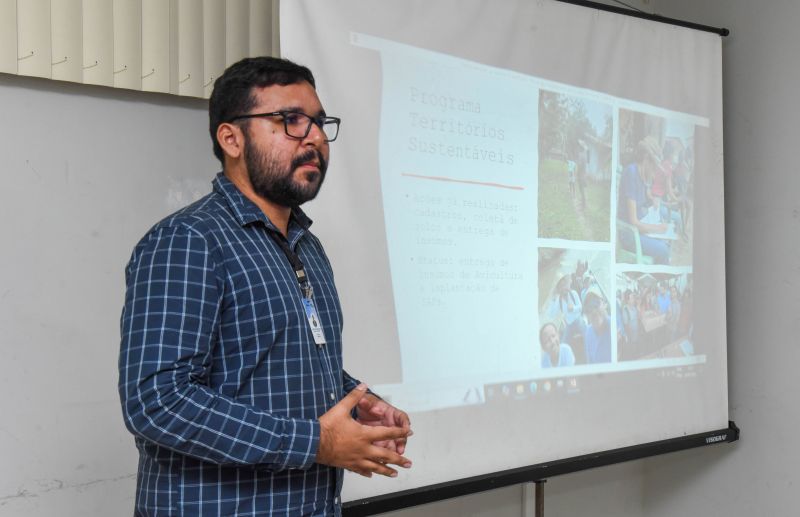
top-left (576, 144), bottom-right (588, 209)
top-left (119, 57), bottom-right (412, 516)
top-left (547, 275), bottom-right (584, 346)
top-left (583, 292), bottom-right (611, 364)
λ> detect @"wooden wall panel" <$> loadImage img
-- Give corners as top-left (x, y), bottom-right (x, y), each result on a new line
top-left (141, 0), bottom-right (171, 93)
top-left (2, 0), bottom-right (278, 97)
top-left (203, 0), bottom-right (226, 98)
top-left (113, 0), bottom-right (142, 90)
top-left (0, 0), bottom-right (18, 74)
top-left (225, 0), bottom-right (249, 67)
top-left (177, 0), bottom-right (203, 97)
top-left (51, 0), bottom-right (83, 82)
top-left (82, 0), bottom-right (113, 86)
top-left (17, 0), bottom-right (51, 78)
top-left (249, 0), bottom-right (272, 57)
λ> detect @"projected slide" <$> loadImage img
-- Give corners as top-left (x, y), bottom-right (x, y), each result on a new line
top-left (350, 34), bottom-right (707, 412)
top-left (281, 0), bottom-right (727, 502)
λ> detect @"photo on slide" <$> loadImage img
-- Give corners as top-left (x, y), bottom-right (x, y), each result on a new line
top-left (538, 247), bottom-right (612, 367)
top-left (616, 109), bottom-right (695, 266)
top-left (616, 271), bottom-right (694, 361)
top-left (538, 90), bottom-right (613, 242)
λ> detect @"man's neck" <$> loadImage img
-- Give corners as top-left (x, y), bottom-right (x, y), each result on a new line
top-left (224, 168), bottom-right (292, 237)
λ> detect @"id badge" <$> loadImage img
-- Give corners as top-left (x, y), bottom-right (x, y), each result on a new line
top-left (301, 297), bottom-right (327, 346)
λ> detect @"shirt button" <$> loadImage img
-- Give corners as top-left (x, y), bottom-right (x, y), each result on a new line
top-left (334, 497), bottom-right (340, 505)
top-left (329, 392), bottom-right (335, 401)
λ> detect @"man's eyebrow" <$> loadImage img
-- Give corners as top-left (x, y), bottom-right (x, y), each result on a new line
top-left (279, 106), bottom-right (327, 117)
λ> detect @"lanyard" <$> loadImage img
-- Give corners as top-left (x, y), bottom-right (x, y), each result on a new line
top-left (268, 230), bottom-right (313, 300)
top-left (268, 231), bottom-right (333, 363)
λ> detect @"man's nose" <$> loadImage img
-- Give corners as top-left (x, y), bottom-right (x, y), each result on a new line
top-left (303, 121), bottom-right (327, 146)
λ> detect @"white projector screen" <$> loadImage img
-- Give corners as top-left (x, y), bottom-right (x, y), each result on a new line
top-left (280, 0), bottom-right (728, 502)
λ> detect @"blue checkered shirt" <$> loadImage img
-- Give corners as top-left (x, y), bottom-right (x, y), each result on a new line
top-left (119, 173), bottom-right (359, 516)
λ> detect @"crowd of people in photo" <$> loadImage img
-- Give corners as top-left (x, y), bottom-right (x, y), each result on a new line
top-left (540, 261), bottom-right (612, 368)
top-left (538, 267), bottom-right (695, 368)
top-left (616, 279), bottom-right (693, 361)
top-left (617, 135), bottom-right (694, 265)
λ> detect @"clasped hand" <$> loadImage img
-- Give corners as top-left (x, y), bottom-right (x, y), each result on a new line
top-left (317, 384), bottom-right (412, 478)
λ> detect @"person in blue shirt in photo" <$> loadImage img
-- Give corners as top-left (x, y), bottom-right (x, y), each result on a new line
top-left (583, 292), bottom-right (612, 364)
top-left (617, 136), bottom-right (671, 264)
top-left (657, 283), bottom-right (672, 314)
top-left (540, 322), bottom-right (576, 368)
top-left (548, 274), bottom-right (585, 346)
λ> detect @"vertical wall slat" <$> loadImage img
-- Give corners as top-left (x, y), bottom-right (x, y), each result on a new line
top-left (82, 0), bottom-right (113, 86)
top-left (17, 0), bottom-right (52, 78)
top-left (225, 0), bottom-right (249, 67)
top-left (177, 0), bottom-right (202, 97)
top-left (141, 0), bottom-right (170, 93)
top-left (0, 0), bottom-right (18, 73)
top-left (248, 0), bottom-right (271, 57)
top-left (270, 0), bottom-right (280, 57)
top-left (168, 0), bottom-right (178, 94)
top-left (113, 0), bottom-right (142, 90)
top-left (202, 0), bottom-right (225, 98)
top-left (8, 0), bottom-right (263, 97)
top-left (51, 0), bottom-right (82, 82)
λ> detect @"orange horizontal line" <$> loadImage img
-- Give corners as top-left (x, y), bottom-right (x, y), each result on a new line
top-left (401, 173), bottom-right (525, 191)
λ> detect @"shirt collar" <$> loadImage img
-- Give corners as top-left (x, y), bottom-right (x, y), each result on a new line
top-left (212, 172), bottom-right (314, 232)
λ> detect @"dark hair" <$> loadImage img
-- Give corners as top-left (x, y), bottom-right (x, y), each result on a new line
top-left (539, 322), bottom-right (558, 344)
top-left (208, 56), bottom-right (316, 163)
top-left (662, 139), bottom-right (678, 160)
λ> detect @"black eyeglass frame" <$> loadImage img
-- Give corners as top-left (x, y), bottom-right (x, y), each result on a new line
top-left (226, 110), bottom-right (341, 142)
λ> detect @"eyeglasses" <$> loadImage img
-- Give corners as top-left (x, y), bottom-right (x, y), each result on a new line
top-left (227, 110), bottom-right (341, 142)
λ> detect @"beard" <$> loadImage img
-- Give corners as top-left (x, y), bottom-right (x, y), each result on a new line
top-left (243, 135), bottom-right (327, 208)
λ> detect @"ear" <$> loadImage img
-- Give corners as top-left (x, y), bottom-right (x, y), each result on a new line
top-left (217, 122), bottom-right (246, 161)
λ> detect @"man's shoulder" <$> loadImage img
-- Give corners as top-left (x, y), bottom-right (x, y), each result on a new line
top-left (129, 190), bottom-right (234, 260)
top-left (149, 191), bottom-right (234, 238)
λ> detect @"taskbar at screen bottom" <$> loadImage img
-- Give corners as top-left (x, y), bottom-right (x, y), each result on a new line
top-left (484, 359), bottom-right (705, 403)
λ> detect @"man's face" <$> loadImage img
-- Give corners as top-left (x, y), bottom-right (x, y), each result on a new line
top-left (241, 81), bottom-right (330, 207)
top-left (588, 306), bottom-right (607, 329)
top-left (541, 324), bottom-right (559, 355)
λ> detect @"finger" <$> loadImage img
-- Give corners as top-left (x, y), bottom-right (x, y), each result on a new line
top-left (394, 411), bottom-right (411, 429)
top-left (395, 430), bottom-right (408, 455)
top-left (373, 439), bottom-right (397, 452)
top-left (359, 459), bottom-right (399, 478)
top-left (357, 398), bottom-right (374, 412)
top-left (394, 435), bottom-right (407, 455)
top-left (364, 424), bottom-right (411, 443)
top-left (338, 383), bottom-right (368, 412)
top-left (367, 445), bottom-right (412, 469)
top-left (347, 468), bottom-right (372, 478)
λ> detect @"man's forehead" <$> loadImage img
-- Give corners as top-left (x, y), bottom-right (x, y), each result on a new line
top-left (251, 82), bottom-right (324, 112)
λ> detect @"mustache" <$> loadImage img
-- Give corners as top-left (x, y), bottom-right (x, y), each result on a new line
top-left (291, 149), bottom-right (327, 173)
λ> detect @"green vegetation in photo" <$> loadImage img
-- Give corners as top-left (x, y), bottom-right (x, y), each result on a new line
top-left (538, 158), bottom-right (610, 242)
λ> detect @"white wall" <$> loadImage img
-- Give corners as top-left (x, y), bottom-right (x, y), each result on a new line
top-left (642, 1), bottom-right (799, 514)
top-left (0, 73), bottom-right (216, 516)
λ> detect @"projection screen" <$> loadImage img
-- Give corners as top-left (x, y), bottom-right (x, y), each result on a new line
top-left (279, 0), bottom-right (728, 503)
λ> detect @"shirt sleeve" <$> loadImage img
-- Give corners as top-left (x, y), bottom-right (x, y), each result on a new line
top-left (118, 224), bottom-right (320, 471)
top-left (342, 370), bottom-right (362, 394)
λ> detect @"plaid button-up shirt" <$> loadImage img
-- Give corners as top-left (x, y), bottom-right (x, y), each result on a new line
top-left (119, 173), bottom-right (359, 516)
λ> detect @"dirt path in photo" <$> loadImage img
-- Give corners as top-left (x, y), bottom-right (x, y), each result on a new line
top-left (571, 189), bottom-right (594, 241)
